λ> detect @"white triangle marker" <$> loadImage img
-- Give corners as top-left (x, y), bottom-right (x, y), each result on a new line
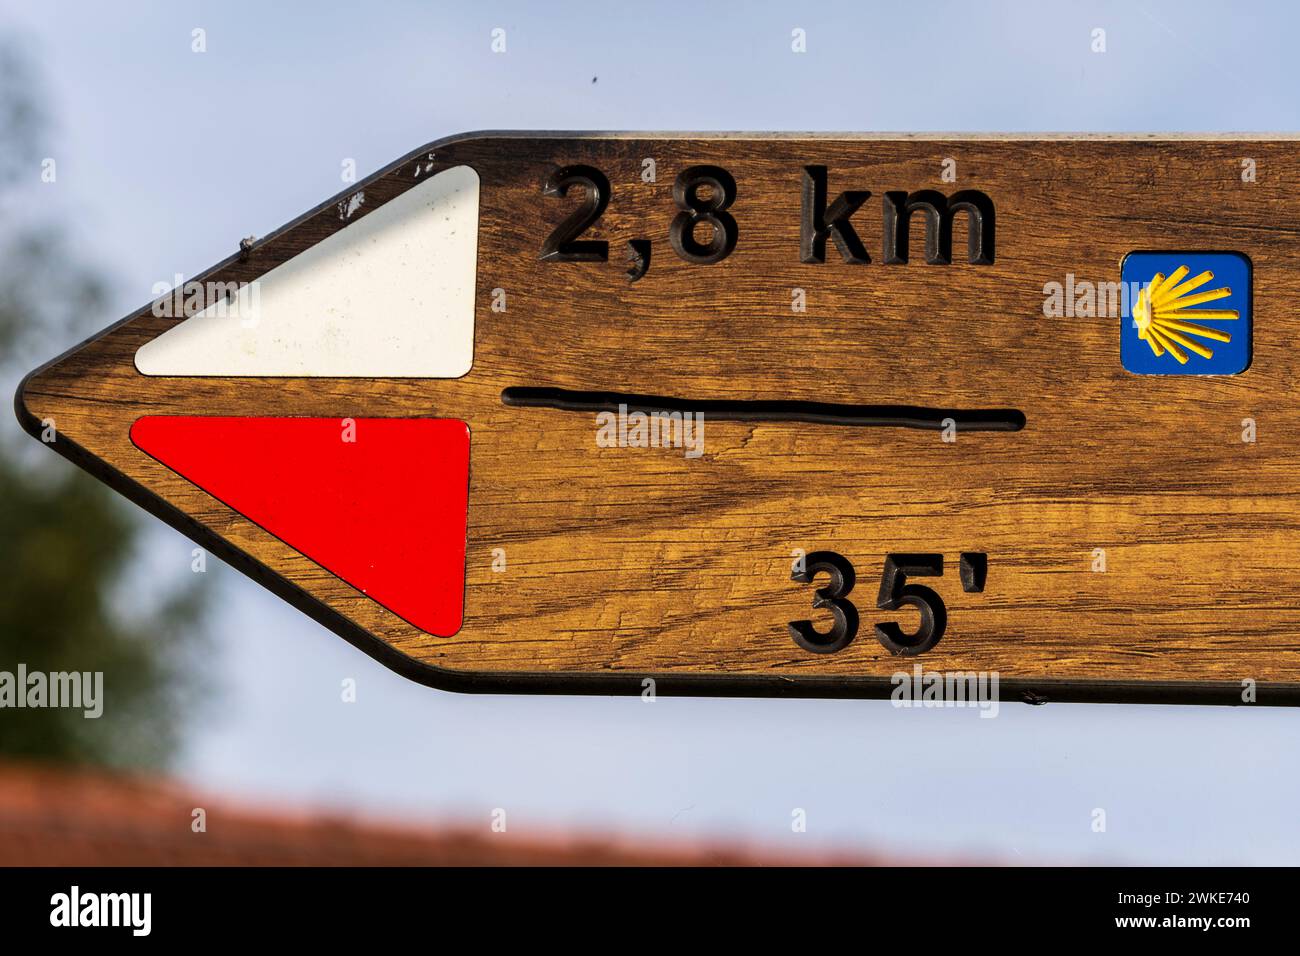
top-left (135, 164), bottom-right (479, 377)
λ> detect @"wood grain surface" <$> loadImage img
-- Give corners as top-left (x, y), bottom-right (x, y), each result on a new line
top-left (19, 133), bottom-right (1300, 704)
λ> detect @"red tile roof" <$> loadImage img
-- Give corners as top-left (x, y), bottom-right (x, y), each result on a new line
top-left (0, 760), bottom-right (894, 866)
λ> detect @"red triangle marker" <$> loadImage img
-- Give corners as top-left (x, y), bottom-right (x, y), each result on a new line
top-left (130, 416), bottom-right (470, 637)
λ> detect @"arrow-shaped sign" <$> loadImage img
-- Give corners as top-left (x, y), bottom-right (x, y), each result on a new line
top-left (17, 132), bottom-right (1300, 705)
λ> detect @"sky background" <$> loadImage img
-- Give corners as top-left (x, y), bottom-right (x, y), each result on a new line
top-left (3, 0), bottom-right (1298, 864)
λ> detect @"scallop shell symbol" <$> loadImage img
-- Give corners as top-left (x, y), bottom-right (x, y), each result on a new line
top-left (1133, 265), bottom-right (1240, 364)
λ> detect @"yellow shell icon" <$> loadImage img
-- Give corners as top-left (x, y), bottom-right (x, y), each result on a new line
top-left (1134, 265), bottom-right (1240, 364)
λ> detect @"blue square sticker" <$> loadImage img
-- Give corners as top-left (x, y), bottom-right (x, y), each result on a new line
top-left (1120, 252), bottom-right (1251, 375)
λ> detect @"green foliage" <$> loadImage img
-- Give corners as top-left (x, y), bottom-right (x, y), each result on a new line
top-left (0, 35), bottom-right (208, 768)
top-left (0, 466), bottom-right (206, 766)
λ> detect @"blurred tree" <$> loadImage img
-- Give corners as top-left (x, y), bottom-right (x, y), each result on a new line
top-left (0, 35), bottom-right (207, 768)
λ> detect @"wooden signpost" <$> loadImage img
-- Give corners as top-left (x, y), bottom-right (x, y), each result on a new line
top-left (17, 133), bottom-right (1300, 705)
